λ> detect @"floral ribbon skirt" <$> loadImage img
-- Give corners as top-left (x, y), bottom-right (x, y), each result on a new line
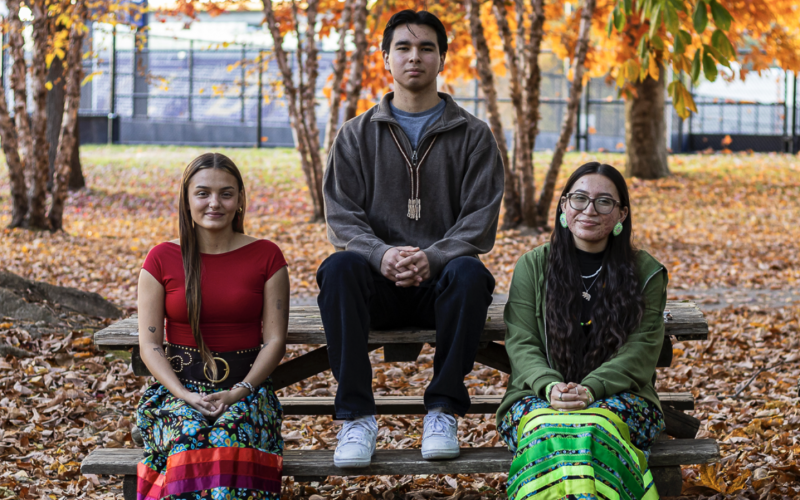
top-left (498, 393), bottom-right (665, 500)
top-left (135, 380), bottom-right (283, 500)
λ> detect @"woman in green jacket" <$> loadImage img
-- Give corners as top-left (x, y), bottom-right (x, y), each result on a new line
top-left (497, 162), bottom-right (668, 500)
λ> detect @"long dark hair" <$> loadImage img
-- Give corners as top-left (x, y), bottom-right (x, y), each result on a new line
top-left (546, 162), bottom-right (643, 382)
top-left (178, 153), bottom-right (246, 377)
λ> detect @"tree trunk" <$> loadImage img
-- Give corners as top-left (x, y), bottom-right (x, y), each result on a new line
top-left (466, 0), bottom-right (520, 228)
top-left (493, 0), bottom-right (536, 227)
top-left (47, 50), bottom-right (65, 190)
top-left (299, 0), bottom-right (324, 221)
top-left (8, 0), bottom-right (35, 228)
top-left (536, 0), bottom-right (596, 225)
top-left (323, 0), bottom-right (354, 155)
top-left (625, 72), bottom-right (670, 179)
top-left (262, 0), bottom-right (325, 222)
top-left (27, 0), bottom-right (53, 229)
top-left (342, 0), bottom-right (368, 122)
top-left (524, 0), bottom-right (545, 150)
top-left (68, 125), bottom-right (85, 190)
top-left (48, 0), bottom-right (86, 231)
top-left (0, 76), bottom-right (28, 228)
top-left (46, 51), bottom-right (85, 192)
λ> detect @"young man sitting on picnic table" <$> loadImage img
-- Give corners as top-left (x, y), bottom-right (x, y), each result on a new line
top-left (317, 10), bottom-right (504, 468)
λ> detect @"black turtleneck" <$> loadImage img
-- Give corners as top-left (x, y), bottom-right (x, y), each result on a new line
top-left (576, 247), bottom-right (605, 335)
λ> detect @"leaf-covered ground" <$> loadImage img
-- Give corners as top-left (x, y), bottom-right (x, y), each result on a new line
top-left (1, 146), bottom-right (799, 499)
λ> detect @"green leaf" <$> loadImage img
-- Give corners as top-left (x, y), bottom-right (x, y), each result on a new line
top-left (693, 2), bottom-right (708, 34)
top-left (691, 49), bottom-right (703, 81)
top-left (624, 0), bottom-right (633, 15)
top-left (674, 33), bottom-right (685, 54)
top-left (665, 3), bottom-right (680, 34)
top-left (667, 80), bottom-right (678, 96)
top-left (711, 29), bottom-right (735, 59)
top-left (607, 12), bottom-right (615, 36)
top-left (652, 34), bottom-right (665, 50)
top-left (704, 43), bottom-right (731, 68)
top-left (703, 52), bottom-right (718, 81)
top-left (615, 6), bottom-right (627, 31)
top-left (649, 3), bottom-right (662, 38)
top-left (679, 30), bottom-right (692, 46)
top-left (670, 0), bottom-right (688, 14)
top-left (638, 34), bottom-right (649, 59)
top-left (710, 0), bottom-right (733, 31)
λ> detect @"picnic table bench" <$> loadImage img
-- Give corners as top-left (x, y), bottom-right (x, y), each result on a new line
top-left (82, 301), bottom-right (719, 497)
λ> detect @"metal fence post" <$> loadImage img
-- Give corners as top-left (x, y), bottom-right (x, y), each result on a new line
top-left (584, 78), bottom-right (590, 152)
top-left (188, 40), bottom-right (194, 121)
top-left (473, 78), bottom-right (479, 117)
top-left (108, 25), bottom-right (116, 145)
top-left (133, 28), bottom-right (149, 119)
top-left (240, 45), bottom-right (246, 123)
top-left (257, 50), bottom-right (263, 148)
top-left (1, 32), bottom-right (5, 86)
top-left (793, 71), bottom-right (798, 153)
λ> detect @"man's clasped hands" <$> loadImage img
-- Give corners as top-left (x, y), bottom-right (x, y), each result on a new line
top-left (381, 246), bottom-right (431, 287)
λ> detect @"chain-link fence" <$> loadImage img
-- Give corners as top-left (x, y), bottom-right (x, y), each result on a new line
top-left (2, 28), bottom-right (797, 153)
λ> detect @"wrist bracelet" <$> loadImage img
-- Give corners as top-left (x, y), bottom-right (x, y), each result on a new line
top-left (232, 381), bottom-right (256, 395)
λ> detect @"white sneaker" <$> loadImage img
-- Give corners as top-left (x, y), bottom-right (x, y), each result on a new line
top-left (333, 415), bottom-right (378, 468)
top-left (421, 410), bottom-right (460, 460)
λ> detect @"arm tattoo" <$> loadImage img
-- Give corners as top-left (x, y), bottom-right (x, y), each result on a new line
top-left (276, 300), bottom-right (282, 310)
top-left (260, 341), bottom-right (270, 350)
top-left (153, 347), bottom-right (166, 358)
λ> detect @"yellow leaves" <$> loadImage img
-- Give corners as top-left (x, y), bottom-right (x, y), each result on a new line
top-left (81, 71), bottom-right (103, 87)
top-left (45, 53), bottom-right (57, 69)
top-left (721, 134), bottom-right (733, 146)
top-left (0, 323), bottom-right (13, 329)
top-left (648, 55), bottom-right (660, 81)
top-left (687, 462), bottom-right (749, 495)
top-left (45, 81), bottom-right (54, 91)
top-left (71, 337), bottom-right (92, 348)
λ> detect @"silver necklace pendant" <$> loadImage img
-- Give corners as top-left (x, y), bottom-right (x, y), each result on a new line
top-left (582, 291), bottom-right (591, 301)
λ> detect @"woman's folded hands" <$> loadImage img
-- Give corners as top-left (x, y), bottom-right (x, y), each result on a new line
top-left (550, 382), bottom-right (593, 411)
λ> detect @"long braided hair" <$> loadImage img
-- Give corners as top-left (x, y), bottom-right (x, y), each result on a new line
top-left (545, 162), bottom-right (643, 382)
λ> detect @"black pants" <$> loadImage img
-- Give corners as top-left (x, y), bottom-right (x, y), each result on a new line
top-left (316, 251), bottom-right (495, 419)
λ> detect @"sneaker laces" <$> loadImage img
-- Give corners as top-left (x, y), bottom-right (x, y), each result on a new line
top-left (424, 411), bottom-right (457, 438)
top-left (337, 417), bottom-right (377, 447)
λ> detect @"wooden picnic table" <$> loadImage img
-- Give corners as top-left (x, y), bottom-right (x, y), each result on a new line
top-left (82, 300), bottom-right (718, 497)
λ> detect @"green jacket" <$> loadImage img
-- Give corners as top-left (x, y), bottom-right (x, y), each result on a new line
top-left (496, 243), bottom-right (668, 425)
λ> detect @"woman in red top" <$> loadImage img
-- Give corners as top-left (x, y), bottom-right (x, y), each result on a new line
top-left (135, 152), bottom-right (289, 500)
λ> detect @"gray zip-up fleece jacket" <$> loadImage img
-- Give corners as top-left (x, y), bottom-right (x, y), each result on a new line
top-left (323, 92), bottom-right (505, 277)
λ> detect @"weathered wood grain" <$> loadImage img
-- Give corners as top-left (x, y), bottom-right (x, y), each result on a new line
top-left (94, 301), bottom-right (708, 348)
top-left (663, 405), bottom-right (702, 439)
top-left (127, 392), bottom-right (694, 447)
top-left (278, 393), bottom-right (694, 415)
top-left (650, 466), bottom-right (682, 496)
top-left (82, 438), bottom-right (719, 477)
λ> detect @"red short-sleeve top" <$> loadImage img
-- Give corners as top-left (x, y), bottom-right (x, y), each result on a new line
top-left (141, 240), bottom-right (287, 352)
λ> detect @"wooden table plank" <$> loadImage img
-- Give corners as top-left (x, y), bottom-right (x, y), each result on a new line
top-left (94, 301), bottom-right (708, 348)
top-left (280, 393), bottom-right (694, 415)
top-left (81, 439), bottom-right (718, 476)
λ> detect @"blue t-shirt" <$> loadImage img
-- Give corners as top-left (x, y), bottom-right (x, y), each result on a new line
top-left (389, 98), bottom-right (446, 150)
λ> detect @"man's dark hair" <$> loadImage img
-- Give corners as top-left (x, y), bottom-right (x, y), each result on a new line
top-left (381, 10), bottom-right (448, 55)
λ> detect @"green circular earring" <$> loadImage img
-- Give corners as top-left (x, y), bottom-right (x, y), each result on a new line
top-left (613, 222), bottom-right (623, 236)
top-left (559, 213), bottom-right (568, 228)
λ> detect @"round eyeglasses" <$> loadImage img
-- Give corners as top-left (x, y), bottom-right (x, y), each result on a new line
top-left (564, 193), bottom-right (621, 215)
